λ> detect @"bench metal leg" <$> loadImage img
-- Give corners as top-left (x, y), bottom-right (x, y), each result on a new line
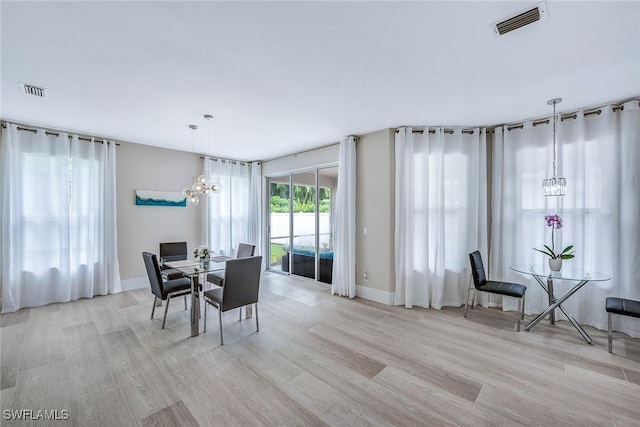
top-left (515, 295), bottom-right (526, 332)
top-left (608, 312), bottom-right (613, 353)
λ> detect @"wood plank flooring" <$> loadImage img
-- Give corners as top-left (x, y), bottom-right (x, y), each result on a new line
top-left (1, 272), bottom-right (640, 426)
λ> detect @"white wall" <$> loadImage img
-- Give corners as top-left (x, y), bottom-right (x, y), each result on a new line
top-left (116, 142), bottom-right (204, 284)
top-left (356, 129), bottom-right (395, 299)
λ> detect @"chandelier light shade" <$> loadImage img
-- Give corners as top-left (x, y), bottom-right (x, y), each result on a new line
top-left (182, 116), bottom-right (222, 206)
top-left (542, 177), bottom-right (566, 196)
top-left (542, 98), bottom-right (566, 197)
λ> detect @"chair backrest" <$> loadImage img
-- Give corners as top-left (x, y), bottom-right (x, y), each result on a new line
top-left (469, 251), bottom-right (488, 289)
top-left (142, 251), bottom-right (164, 299)
top-left (159, 242), bottom-right (187, 262)
top-left (221, 256), bottom-right (262, 312)
top-left (236, 243), bottom-right (256, 258)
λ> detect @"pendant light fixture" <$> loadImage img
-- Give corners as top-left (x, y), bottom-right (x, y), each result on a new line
top-left (182, 115), bottom-right (222, 206)
top-left (199, 114), bottom-right (222, 194)
top-left (542, 98), bottom-right (566, 196)
top-left (183, 124), bottom-right (201, 205)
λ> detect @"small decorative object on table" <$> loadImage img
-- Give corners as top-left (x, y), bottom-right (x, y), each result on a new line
top-left (533, 214), bottom-right (575, 271)
top-left (194, 245), bottom-right (210, 263)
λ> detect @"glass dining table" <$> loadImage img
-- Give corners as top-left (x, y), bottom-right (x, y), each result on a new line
top-left (164, 258), bottom-right (228, 337)
top-left (510, 264), bottom-right (611, 344)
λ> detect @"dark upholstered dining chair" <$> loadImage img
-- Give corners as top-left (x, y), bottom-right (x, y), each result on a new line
top-left (159, 241), bottom-right (188, 281)
top-left (466, 251), bottom-right (527, 331)
top-left (142, 251), bottom-right (192, 329)
top-left (206, 243), bottom-right (256, 287)
top-left (203, 256), bottom-right (262, 345)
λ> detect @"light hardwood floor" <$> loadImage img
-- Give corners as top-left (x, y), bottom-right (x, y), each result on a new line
top-left (1, 272), bottom-right (640, 426)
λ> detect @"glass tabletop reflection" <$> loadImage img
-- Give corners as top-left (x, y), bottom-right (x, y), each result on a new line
top-left (164, 259), bottom-right (226, 277)
top-left (510, 264), bottom-right (611, 282)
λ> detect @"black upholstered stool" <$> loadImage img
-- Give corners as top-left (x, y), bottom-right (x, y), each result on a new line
top-left (606, 297), bottom-right (640, 353)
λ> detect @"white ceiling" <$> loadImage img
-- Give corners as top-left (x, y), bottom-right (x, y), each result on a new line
top-left (2, 1), bottom-right (639, 161)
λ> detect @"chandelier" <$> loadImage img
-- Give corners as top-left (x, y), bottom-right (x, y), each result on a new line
top-left (183, 115), bottom-right (222, 206)
top-left (542, 98), bottom-right (566, 196)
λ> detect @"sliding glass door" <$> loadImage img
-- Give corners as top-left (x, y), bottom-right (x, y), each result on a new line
top-left (317, 167), bottom-right (337, 283)
top-left (267, 165), bottom-right (337, 283)
top-left (292, 172), bottom-right (317, 280)
top-left (268, 176), bottom-right (290, 273)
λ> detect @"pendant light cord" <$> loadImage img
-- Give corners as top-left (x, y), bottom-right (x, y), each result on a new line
top-left (189, 124), bottom-right (198, 184)
top-left (552, 101), bottom-right (557, 179)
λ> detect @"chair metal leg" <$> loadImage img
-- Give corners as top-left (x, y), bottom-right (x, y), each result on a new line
top-left (162, 297), bottom-right (170, 329)
top-left (204, 300), bottom-right (208, 333)
top-left (255, 303), bottom-right (259, 332)
top-left (218, 308), bottom-right (224, 345)
top-left (151, 297), bottom-right (157, 319)
top-left (464, 274), bottom-right (474, 318)
top-left (184, 295), bottom-right (187, 310)
top-left (608, 313), bottom-right (613, 353)
top-left (521, 295), bottom-right (526, 320)
top-left (471, 287), bottom-right (476, 309)
top-left (239, 306), bottom-right (242, 321)
top-left (464, 289), bottom-right (473, 318)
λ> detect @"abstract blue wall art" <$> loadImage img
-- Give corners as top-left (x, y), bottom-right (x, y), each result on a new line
top-left (135, 190), bottom-right (186, 207)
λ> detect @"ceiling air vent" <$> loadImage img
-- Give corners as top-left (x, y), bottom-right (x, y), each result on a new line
top-left (491, 2), bottom-right (547, 36)
top-left (19, 82), bottom-right (47, 98)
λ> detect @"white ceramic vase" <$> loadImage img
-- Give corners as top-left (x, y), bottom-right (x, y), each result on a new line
top-left (548, 258), bottom-right (562, 272)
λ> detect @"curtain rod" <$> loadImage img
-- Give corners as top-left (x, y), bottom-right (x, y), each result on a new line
top-left (2, 122), bottom-right (120, 145)
top-left (395, 98), bottom-right (638, 134)
top-left (394, 128), bottom-right (476, 135)
top-left (198, 156), bottom-right (256, 166)
top-left (506, 109), bottom-right (602, 131)
top-left (260, 140), bottom-right (340, 163)
top-left (502, 99), bottom-right (637, 132)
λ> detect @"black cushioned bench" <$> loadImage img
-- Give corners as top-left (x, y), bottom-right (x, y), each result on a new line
top-left (606, 297), bottom-right (640, 353)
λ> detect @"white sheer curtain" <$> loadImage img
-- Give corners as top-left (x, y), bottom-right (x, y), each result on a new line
top-left (491, 100), bottom-right (640, 336)
top-left (332, 136), bottom-right (356, 298)
top-left (248, 161), bottom-right (262, 258)
top-left (0, 123), bottom-right (121, 313)
top-left (394, 127), bottom-right (488, 308)
top-left (204, 158), bottom-right (252, 256)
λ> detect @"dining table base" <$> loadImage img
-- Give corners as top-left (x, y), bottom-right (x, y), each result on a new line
top-left (524, 274), bottom-right (593, 344)
top-left (190, 275), bottom-right (201, 337)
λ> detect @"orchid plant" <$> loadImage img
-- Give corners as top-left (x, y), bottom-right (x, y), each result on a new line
top-left (534, 214), bottom-right (575, 260)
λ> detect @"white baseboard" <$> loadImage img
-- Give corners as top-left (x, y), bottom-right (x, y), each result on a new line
top-left (121, 277), bottom-right (148, 291)
top-left (356, 285), bottom-right (394, 305)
